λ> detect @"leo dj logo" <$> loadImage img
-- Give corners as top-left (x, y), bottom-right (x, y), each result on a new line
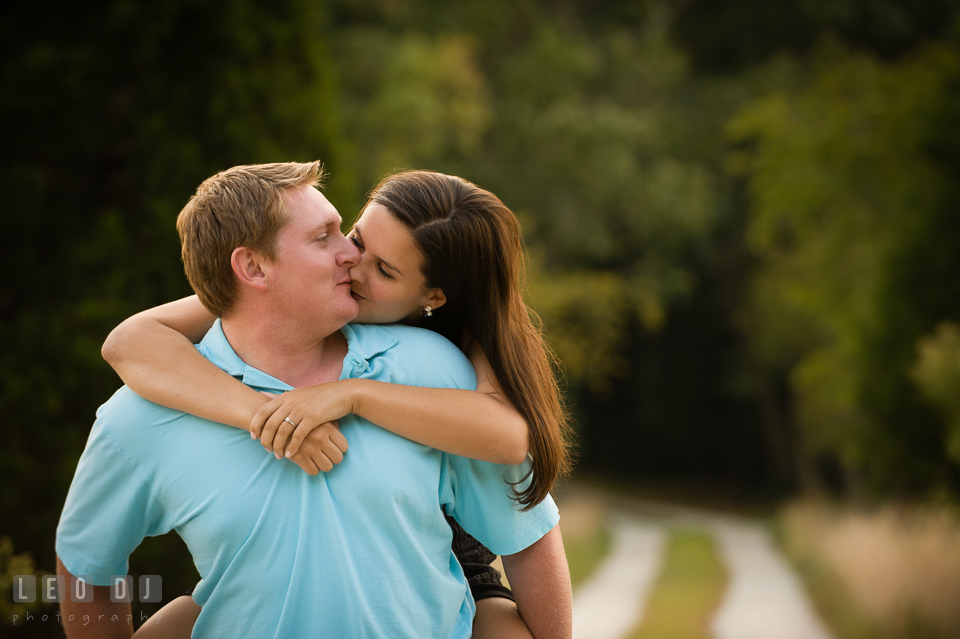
top-left (13, 575), bottom-right (162, 603)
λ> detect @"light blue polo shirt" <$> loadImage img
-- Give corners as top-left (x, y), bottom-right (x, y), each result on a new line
top-left (56, 321), bottom-right (559, 638)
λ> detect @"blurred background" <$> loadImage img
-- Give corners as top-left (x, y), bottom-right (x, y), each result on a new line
top-left (3, 0), bottom-right (960, 637)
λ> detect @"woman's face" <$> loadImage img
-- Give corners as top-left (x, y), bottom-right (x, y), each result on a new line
top-left (347, 203), bottom-right (445, 324)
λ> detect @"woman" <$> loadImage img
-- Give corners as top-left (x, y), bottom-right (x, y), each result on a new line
top-left (104, 170), bottom-right (573, 638)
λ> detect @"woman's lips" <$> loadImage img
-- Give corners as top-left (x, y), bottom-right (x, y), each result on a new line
top-left (350, 290), bottom-right (364, 301)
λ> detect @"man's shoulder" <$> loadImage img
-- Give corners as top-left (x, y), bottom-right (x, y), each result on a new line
top-left (348, 324), bottom-right (476, 389)
top-left (348, 323), bottom-right (463, 359)
top-left (92, 386), bottom-right (195, 452)
top-left (96, 385), bottom-right (187, 424)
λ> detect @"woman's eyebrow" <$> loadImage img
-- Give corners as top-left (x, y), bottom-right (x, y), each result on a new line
top-left (379, 256), bottom-right (402, 274)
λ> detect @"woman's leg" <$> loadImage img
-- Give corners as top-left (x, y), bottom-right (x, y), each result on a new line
top-left (132, 595), bottom-right (201, 639)
top-left (472, 596), bottom-right (535, 639)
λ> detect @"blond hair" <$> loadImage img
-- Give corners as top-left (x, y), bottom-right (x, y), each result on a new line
top-left (177, 161), bottom-right (324, 317)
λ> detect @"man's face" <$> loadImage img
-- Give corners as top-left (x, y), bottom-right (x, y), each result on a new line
top-left (265, 185), bottom-right (361, 334)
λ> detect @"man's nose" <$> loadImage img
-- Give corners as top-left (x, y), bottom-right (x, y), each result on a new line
top-left (339, 235), bottom-right (361, 266)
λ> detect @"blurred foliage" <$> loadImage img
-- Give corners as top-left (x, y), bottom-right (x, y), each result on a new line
top-left (730, 36), bottom-right (960, 493)
top-left (913, 322), bottom-right (960, 464)
top-left (6, 0), bottom-right (960, 626)
top-left (0, 537), bottom-right (51, 624)
top-left (674, 0), bottom-right (959, 72)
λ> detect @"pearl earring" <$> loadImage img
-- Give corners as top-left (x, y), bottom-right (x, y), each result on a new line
top-left (422, 305), bottom-right (433, 317)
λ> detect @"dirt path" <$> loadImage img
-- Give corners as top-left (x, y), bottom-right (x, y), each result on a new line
top-left (567, 499), bottom-right (835, 639)
top-left (710, 519), bottom-right (835, 639)
top-left (571, 515), bottom-right (667, 639)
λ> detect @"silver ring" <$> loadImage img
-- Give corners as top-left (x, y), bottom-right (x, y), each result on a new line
top-left (283, 417), bottom-right (296, 427)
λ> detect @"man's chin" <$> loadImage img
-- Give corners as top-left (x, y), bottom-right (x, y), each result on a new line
top-left (343, 299), bottom-right (361, 324)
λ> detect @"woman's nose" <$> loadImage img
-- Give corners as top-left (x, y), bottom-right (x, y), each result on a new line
top-left (348, 259), bottom-right (365, 282)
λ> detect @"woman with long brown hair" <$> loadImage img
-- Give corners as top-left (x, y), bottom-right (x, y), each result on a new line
top-left (104, 170), bottom-right (573, 638)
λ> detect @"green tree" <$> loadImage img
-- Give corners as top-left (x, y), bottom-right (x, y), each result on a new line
top-left (730, 38), bottom-right (960, 494)
top-left (913, 322), bottom-right (960, 464)
top-left (1, 0), bottom-right (347, 611)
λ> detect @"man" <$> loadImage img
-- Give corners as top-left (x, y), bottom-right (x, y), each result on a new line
top-left (55, 162), bottom-right (570, 638)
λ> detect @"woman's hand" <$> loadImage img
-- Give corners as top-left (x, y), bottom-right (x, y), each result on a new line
top-left (251, 380), bottom-right (358, 460)
top-left (286, 422), bottom-right (349, 475)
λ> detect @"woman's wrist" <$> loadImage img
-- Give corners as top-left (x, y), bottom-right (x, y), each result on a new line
top-left (237, 390), bottom-right (272, 431)
top-left (343, 378), bottom-right (370, 419)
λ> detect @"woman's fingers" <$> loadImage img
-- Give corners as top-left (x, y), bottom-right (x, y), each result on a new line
top-left (250, 396), bottom-right (283, 439)
top-left (272, 418), bottom-right (297, 458)
top-left (284, 420), bottom-right (318, 458)
top-left (316, 424), bottom-right (346, 466)
top-left (330, 426), bottom-right (348, 454)
top-left (259, 407), bottom-right (293, 452)
top-left (313, 451), bottom-right (334, 473)
top-left (283, 422), bottom-right (350, 474)
top-left (295, 439), bottom-right (333, 472)
top-left (322, 438), bottom-right (344, 465)
top-left (288, 453), bottom-right (321, 476)
top-left (286, 420), bottom-right (349, 459)
top-left (285, 418), bottom-right (330, 457)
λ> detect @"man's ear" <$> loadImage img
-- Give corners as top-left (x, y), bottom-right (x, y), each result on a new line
top-left (424, 288), bottom-right (447, 311)
top-left (230, 247), bottom-right (270, 290)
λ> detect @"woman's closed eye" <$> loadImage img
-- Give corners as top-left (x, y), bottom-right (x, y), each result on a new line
top-left (349, 230), bottom-right (392, 278)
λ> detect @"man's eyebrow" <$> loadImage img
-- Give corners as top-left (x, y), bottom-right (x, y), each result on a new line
top-left (309, 218), bottom-right (341, 235)
top-left (354, 226), bottom-right (401, 274)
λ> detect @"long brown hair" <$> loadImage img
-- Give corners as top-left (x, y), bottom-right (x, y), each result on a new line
top-left (368, 170), bottom-right (573, 508)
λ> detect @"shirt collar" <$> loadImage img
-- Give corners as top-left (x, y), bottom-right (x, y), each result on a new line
top-left (341, 323), bottom-right (398, 361)
top-left (196, 319), bottom-right (400, 391)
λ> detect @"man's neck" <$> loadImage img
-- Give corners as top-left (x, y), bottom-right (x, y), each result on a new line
top-left (220, 313), bottom-right (348, 388)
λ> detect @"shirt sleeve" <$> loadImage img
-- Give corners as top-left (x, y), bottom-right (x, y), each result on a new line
top-left (440, 456), bottom-right (560, 556)
top-left (56, 419), bottom-right (175, 585)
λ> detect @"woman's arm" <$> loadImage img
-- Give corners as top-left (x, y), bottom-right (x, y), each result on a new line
top-left (360, 334), bottom-right (531, 464)
top-left (103, 296), bottom-right (349, 474)
top-left (102, 296), bottom-right (266, 429)
top-left (501, 526), bottom-right (573, 639)
top-left (255, 337), bottom-right (530, 465)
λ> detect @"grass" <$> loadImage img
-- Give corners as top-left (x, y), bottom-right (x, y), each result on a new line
top-left (779, 500), bottom-right (960, 639)
top-left (554, 485), bottom-right (614, 587)
top-left (565, 521), bottom-right (612, 587)
top-left (627, 530), bottom-right (727, 639)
